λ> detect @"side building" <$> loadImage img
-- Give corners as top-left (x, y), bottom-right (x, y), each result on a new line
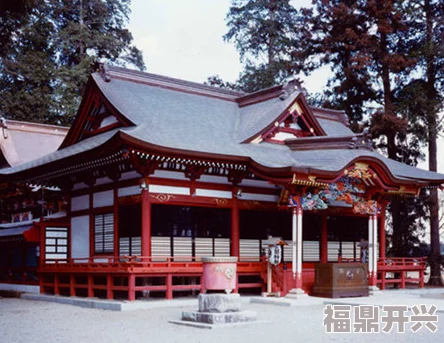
top-left (0, 119), bottom-right (68, 293)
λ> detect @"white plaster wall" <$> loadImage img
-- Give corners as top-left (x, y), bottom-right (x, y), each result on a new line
top-left (239, 179), bottom-right (278, 189)
top-left (71, 216), bottom-right (90, 259)
top-left (152, 170), bottom-right (187, 180)
top-left (93, 190), bottom-right (114, 208)
top-left (72, 183), bottom-right (88, 191)
top-left (120, 171), bottom-right (140, 181)
top-left (195, 189), bottom-right (232, 199)
top-left (71, 195), bottom-right (89, 212)
top-left (118, 185), bottom-right (141, 197)
top-left (199, 175), bottom-right (230, 184)
top-left (95, 177), bottom-right (112, 186)
top-left (149, 185), bottom-right (190, 195)
top-left (240, 193), bottom-right (279, 202)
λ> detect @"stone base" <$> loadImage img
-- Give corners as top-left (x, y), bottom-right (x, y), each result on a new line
top-left (182, 310), bottom-right (257, 325)
top-left (261, 291), bottom-right (281, 297)
top-left (198, 293), bottom-right (241, 313)
top-left (285, 288), bottom-right (308, 299)
top-left (368, 285), bottom-right (381, 296)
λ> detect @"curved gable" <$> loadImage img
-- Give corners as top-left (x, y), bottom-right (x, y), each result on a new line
top-left (239, 92), bottom-right (327, 144)
top-left (59, 76), bottom-right (134, 149)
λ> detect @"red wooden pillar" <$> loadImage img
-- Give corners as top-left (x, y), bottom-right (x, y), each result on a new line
top-left (379, 206), bottom-right (386, 260)
top-left (231, 199), bottom-right (240, 257)
top-left (141, 187), bottom-right (151, 257)
top-left (128, 274), bottom-right (136, 301)
top-left (107, 275), bottom-right (113, 300)
top-left (70, 275), bottom-right (75, 297)
top-left (87, 275), bottom-right (94, 298)
top-left (166, 273), bottom-right (173, 300)
top-left (320, 214), bottom-right (328, 263)
top-left (54, 274), bottom-right (60, 295)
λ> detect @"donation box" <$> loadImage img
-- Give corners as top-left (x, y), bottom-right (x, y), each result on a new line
top-left (312, 263), bottom-right (369, 298)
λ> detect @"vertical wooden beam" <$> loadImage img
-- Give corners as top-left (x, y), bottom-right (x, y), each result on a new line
top-left (295, 206), bottom-right (303, 289)
top-left (141, 187), bottom-right (151, 257)
top-left (379, 205), bottom-right (386, 260)
top-left (54, 274), bottom-right (60, 295)
top-left (166, 273), bottom-right (173, 300)
top-left (38, 221), bottom-right (45, 267)
top-left (231, 198), bottom-right (240, 257)
top-left (89, 191), bottom-right (94, 257)
top-left (87, 275), bottom-right (94, 298)
top-left (107, 275), bottom-right (113, 300)
top-left (368, 214), bottom-right (378, 287)
top-left (372, 213), bottom-right (378, 286)
top-left (320, 214), bottom-right (328, 263)
top-left (113, 187), bottom-right (119, 256)
top-left (128, 274), bottom-right (136, 301)
top-left (70, 275), bottom-right (75, 297)
top-left (292, 207), bottom-right (297, 282)
top-left (286, 194), bottom-right (307, 298)
top-left (368, 215), bottom-right (374, 284)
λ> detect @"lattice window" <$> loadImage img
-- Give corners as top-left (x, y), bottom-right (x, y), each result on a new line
top-left (45, 227), bottom-right (68, 261)
top-left (94, 213), bottom-right (114, 254)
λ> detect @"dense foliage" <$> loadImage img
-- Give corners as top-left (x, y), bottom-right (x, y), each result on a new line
top-left (0, 0), bottom-right (144, 125)
top-left (219, 0), bottom-right (443, 283)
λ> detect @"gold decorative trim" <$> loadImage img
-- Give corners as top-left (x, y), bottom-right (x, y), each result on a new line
top-left (149, 193), bottom-right (176, 202)
top-left (213, 198), bottom-right (229, 206)
top-left (346, 163), bottom-right (373, 180)
top-left (291, 174), bottom-right (328, 187)
top-left (386, 186), bottom-right (419, 195)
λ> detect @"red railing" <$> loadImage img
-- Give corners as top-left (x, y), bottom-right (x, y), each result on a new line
top-left (271, 265), bottom-right (287, 295)
top-left (38, 255), bottom-right (264, 301)
top-left (378, 257), bottom-right (427, 269)
top-left (340, 256), bottom-right (427, 289)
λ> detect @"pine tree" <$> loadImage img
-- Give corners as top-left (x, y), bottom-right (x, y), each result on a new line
top-left (0, 0), bottom-right (34, 57)
top-left (299, 1), bottom-right (431, 258)
top-left (224, 0), bottom-right (299, 92)
top-left (0, 4), bottom-right (57, 123)
top-left (0, 0), bottom-right (145, 125)
top-left (299, 0), bottom-right (377, 130)
top-left (393, 0), bottom-right (444, 284)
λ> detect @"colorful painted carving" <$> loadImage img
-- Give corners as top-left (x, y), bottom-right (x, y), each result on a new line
top-left (300, 193), bottom-right (328, 210)
top-left (287, 175), bottom-right (379, 213)
top-left (353, 200), bottom-right (380, 215)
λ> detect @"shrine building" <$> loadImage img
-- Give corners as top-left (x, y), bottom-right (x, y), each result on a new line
top-left (1, 65), bottom-right (443, 300)
top-left (0, 119), bottom-right (68, 292)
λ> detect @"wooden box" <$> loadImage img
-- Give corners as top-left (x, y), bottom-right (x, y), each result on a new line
top-left (312, 263), bottom-right (369, 298)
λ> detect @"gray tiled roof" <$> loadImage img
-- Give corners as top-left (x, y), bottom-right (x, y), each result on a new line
top-left (0, 129), bottom-right (120, 175)
top-left (1, 68), bottom-right (443, 185)
top-left (235, 93), bottom-right (297, 142)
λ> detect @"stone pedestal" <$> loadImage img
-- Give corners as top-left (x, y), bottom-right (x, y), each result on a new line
top-left (285, 288), bottom-right (308, 299)
top-left (181, 293), bottom-right (257, 325)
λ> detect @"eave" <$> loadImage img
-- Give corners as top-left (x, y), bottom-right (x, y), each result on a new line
top-left (285, 134), bottom-right (372, 151)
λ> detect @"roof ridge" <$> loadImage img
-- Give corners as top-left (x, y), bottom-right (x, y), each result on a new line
top-left (101, 65), bottom-right (246, 99)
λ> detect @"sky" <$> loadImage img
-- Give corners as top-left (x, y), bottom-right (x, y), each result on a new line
top-left (127, 0), bottom-right (443, 172)
top-left (127, 0), bottom-right (329, 94)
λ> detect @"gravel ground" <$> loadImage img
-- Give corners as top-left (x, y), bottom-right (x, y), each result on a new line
top-left (1, 296), bottom-right (443, 343)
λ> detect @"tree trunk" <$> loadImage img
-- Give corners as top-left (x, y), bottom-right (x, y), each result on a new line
top-left (425, 0), bottom-right (443, 285)
top-left (379, 29), bottom-right (406, 258)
